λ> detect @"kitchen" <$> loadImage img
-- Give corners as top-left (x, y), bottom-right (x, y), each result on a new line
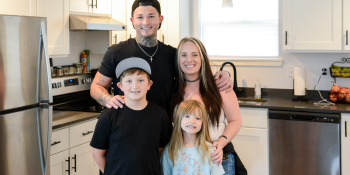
top-left (0, 0), bottom-right (350, 175)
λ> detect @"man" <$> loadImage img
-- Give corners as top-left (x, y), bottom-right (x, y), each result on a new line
top-left (90, 0), bottom-right (232, 113)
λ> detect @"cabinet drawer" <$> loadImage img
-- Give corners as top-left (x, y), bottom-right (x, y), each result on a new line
top-left (51, 128), bottom-right (69, 155)
top-left (69, 119), bottom-right (98, 148)
top-left (240, 108), bottom-right (268, 129)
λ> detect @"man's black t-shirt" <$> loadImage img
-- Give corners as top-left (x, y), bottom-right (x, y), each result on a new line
top-left (98, 39), bottom-right (177, 113)
top-left (90, 102), bottom-right (171, 175)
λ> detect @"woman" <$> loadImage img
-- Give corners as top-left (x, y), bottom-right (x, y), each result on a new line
top-left (170, 37), bottom-right (242, 174)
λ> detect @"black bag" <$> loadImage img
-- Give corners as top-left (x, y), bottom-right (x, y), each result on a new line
top-left (234, 152), bottom-right (247, 175)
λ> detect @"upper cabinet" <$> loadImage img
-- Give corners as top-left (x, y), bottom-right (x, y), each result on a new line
top-left (38, 0), bottom-right (70, 56)
top-left (159, 0), bottom-right (180, 48)
top-left (0, 0), bottom-right (37, 16)
top-left (70, 0), bottom-right (111, 15)
top-left (283, 0), bottom-right (343, 52)
top-left (111, 0), bottom-right (127, 45)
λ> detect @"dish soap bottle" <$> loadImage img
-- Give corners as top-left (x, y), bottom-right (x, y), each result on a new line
top-left (80, 51), bottom-right (87, 73)
top-left (255, 78), bottom-right (261, 99)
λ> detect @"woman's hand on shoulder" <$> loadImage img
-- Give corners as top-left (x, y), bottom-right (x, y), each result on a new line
top-left (214, 71), bottom-right (233, 93)
top-left (211, 141), bottom-right (224, 165)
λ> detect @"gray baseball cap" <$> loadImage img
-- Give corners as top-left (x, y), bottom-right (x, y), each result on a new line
top-left (115, 57), bottom-right (151, 78)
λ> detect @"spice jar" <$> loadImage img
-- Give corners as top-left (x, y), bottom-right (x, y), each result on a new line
top-left (76, 63), bottom-right (82, 74)
top-left (63, 66), bottom-right (69, 75)
top-left (69, 65), bottom-right (74, 75)
top-left (56, 66), bottom-right (63, 76)
top-left (72, 63), bottom-right (77, 74)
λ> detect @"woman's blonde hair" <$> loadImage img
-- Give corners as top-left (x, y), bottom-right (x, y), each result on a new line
top-left (168, 100), bottom-right (212, 166)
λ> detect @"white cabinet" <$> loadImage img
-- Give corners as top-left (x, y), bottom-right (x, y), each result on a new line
top-left (283, 0), bottom-right (342, 51)
top-left (231, 107), bottom-right (268, 175)
top-left (343, 0), bottom-right (350, 51)
top-left (50, 150), bottom-right (70, 175)
top-left (70, 143), bottom-right (100, 175)
top-left (341, 113), bottom-right (350, 175)
top-left (0, 0), bottom-right (37, 16)
top-left (126, 0), bottom-right (137, 39)
top-left (70, 0), bottom-right (111, 15)
top-left (50, 119), bottom-right (99, 175)
top-left (111, 0), bottom-right (127, 45)
top-left (38, 0), bottom-right (70, 56)
top-left (159, 0), bottom-right (180, 47)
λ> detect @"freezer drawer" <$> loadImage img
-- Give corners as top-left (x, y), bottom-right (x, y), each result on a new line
top-left (0, 106), bottom-right (52, 175)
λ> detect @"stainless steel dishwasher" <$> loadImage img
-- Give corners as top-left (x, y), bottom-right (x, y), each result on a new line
top-left (269, 110), bottom-right (340, 175)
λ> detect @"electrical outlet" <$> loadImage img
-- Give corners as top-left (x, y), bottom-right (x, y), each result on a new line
top-left (287, 65), bottom-right (294, 77)
top-left (322, 68), bottom-right (327, 75)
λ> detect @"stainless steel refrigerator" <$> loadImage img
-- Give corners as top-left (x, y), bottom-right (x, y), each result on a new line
top-left (0, 15), bottom-right (52, 175)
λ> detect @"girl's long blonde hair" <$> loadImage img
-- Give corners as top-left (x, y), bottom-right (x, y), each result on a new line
top-left (168, 100), bottom-right (212, 166)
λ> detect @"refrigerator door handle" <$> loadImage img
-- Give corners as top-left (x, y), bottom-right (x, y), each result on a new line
top-left (40, 22), bottom-right (53, 104)
top-left (38, 105), bottom-right (52, 175)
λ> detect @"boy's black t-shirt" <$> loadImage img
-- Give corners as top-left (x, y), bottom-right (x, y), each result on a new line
top-left (98, 38), bottom-right (177, 113)
top-left (90, 102), bottom-right (171, 175)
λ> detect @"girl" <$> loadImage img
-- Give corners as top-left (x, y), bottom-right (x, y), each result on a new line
top-left (169, 37), bottom-right (243, 174)
top-left (161, 100), bottom-right (225, 175)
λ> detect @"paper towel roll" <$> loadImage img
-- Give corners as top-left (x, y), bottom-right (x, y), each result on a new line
top-left (294, 66), bottom-right (306, 96)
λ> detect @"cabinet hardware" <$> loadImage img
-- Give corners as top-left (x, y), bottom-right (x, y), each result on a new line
top-left (51, 141), bottom-right (61, 146)
top-left (90, 0), bottom-right (94, 8)
top-left (347, 30), bottom-right (348, 45)
top-left (114, 34), bottom-right (117, 44)
top-left (72, 154), bottom-right (77, 172)
top-left (82, 131), bottom-right (93, 136)
top-left (129, 34), bottom-right (132, 39)
top-left (66, 157), bottom-right (70, 175)
top-left (94, 0), bottom-right (97, 8)
top-left (346, 121), bottom-right (348, 137)
top-left (285, 31), bottom-right (287, 45)
top-left (162, 34), bottom-right (164, 43)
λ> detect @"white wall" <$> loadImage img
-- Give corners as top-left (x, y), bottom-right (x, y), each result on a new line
top-left (52, 31), bottom-right (106, 70)
top-left (186, 0), bottom-right (350, 91)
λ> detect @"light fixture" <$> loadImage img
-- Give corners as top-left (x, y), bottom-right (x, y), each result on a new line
top-left (222, 0), bottom-right (233, 7)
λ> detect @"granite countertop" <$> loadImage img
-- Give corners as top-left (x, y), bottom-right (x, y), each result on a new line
top-left (52, 111), bottom-right (100, 130)
top-left (238, 97), bottom-right (350, 113)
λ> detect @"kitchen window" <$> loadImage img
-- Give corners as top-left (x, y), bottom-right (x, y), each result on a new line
top-left (189, 0), bottom-right (281, 66)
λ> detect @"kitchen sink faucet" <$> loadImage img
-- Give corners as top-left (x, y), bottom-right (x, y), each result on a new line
top-left (220, 61), bottom-right (242, 96)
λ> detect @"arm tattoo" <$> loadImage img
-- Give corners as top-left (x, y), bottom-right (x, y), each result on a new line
top-left (91, 86), bottom-right (112, 106)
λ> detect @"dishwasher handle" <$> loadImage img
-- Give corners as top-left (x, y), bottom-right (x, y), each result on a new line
top-left (292, 115), bottom-right (314, 121)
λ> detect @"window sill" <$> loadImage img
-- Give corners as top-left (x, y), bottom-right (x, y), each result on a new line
top-left (209, 57), bottom-right (283, 67)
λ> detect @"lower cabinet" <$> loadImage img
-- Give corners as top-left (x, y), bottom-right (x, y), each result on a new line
top-left (50, 119), bottom-right (99, 175)
top-left (342, 113), bottom-right (350, 175)
top-left (232, 107), bottom-right (269, 175)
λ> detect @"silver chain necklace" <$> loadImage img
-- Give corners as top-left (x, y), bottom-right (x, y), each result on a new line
top-left (136, 41), bottom-right (158, 62)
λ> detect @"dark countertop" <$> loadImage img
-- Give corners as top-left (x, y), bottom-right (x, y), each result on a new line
top-left (238, 97), bottom-right (350, 114)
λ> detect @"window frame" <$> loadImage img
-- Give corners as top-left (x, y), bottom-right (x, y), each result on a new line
top-left (189, 0), bottom-right (282, 67)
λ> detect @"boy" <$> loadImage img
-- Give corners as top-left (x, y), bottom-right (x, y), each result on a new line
top-left (90, 57), bottom-right (171, 175)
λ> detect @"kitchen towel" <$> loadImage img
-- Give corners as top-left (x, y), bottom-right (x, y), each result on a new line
top-left (294, 66), bottom-right (306, 96)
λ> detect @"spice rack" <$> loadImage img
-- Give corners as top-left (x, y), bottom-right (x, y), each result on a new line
top-left (330, 58), bottom-right (350, 79)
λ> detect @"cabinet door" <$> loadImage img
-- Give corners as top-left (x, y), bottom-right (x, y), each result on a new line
top-left (159, 0), bottom-right (180, 47)
top-left (70, 0), bottom-right (92, 13)
top-left (92, 0), bottom-right (111, 15)
top-left (283, 0), bottom-right (342, 51)
top-left (342, 113), bottom-right (350, 175)
top-left (0, 0), bottom-right (37, 16)
top-left (232, 127), bottom-right (268, 175)
top-left (126, 0), bottom-right (137, 39)
top-left (344, 0), bottom-right (350, 51)
top-left (40, 0), bottom-right (70, 56)
top-left (111, 0), bottom-right (127, 45)
top-left (70, 142), bottom-right (100, 175)
top-left (50, 150), bottom-right (70, 175)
